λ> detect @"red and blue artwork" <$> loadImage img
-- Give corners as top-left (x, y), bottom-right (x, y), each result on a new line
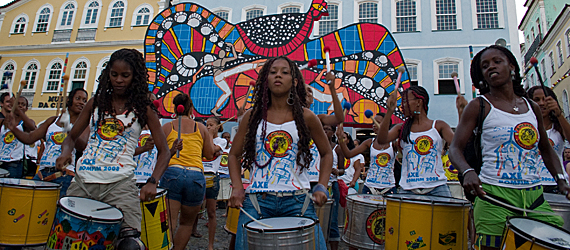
top-left (144, 0), bottom-right (409, 124)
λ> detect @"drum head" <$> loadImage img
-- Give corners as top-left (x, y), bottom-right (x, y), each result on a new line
top-left (347, 194), bottom-right (384, 205)
top-left (385, 194), bottom-right (470, 206)
top-left (544, 193), bottom-right (570, 206)
top-left (245, 217), bottom-right (316, 232)
top-left (59, 197), bottom-right (123, 221)
top-left (0, 178), bottom-right (60, 189)
top-left (508, 217), bottom-right (570, 248)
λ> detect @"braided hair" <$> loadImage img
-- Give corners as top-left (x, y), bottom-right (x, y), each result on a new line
top-left (527, 86), bottom-right (563, 136)
top-left (242, 56), bottom-right (312, 171)
top-left (471, 45), bottom-right (525, 97)
top-left (93, 49), bottom-right (155, 128)
top-left (399, 86), bottom-right (429, 144)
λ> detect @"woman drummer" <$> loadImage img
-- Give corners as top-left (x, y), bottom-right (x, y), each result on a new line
top-left (228, 56), bottom-right (333, 250)
top-left (449, 45), bottom-right (567, 250)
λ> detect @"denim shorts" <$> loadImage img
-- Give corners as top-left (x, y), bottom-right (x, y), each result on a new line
top-left (205, 173), bottom-right (220, 200)
top-left (33, 169), bottom-right (73, 198)
top-left (159, 167), bottom-right (205, 207)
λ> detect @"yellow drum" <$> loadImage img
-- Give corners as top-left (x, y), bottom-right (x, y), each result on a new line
top-left (385, 194), bottom-right (469, 250)
top-left (0, 178), bottom-right (60, 246)
top-left (502, 217), bottom-right (570, 250)
top-left (140, 188), bottom-right (171, 250)
top-left (225, 206), bottom-right (241, 234)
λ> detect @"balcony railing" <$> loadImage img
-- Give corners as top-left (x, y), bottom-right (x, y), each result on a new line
top-left (76, 28), bottom-right (97, 41)
top-left (52, 29), bottom-right (72, 43)
top-left (524, 33), bottom-right (543, 63)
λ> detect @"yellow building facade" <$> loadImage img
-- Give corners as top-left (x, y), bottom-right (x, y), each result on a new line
top-left (0, 0), bottom-right (166, 122)
top-left (547, 5), bottom-right (570, 117)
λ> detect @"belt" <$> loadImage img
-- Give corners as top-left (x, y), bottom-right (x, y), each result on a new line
top-left (264, 189), bottom-right (309, 197)
top-left (169, 165), bottom-right (203, 172)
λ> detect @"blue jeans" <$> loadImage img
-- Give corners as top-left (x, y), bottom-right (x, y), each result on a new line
top-left (159, 167), bottom-right (205, 207)
top-left (398, 184), bottom-right (452, 197)
top-left (362, 185), bottom-right (398, 195)
top-left (33, 169), bottom-right (73, 198)
top-left (235, 192), bottom-right (327, 250)
top-left (329, 181), bottom-right (340, 242)
top-left (1, 161), bottom-right (23, 178)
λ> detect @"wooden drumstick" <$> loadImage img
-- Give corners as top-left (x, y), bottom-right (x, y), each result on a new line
top-left (451, 72), bottom-right (460, 96)
top-left (56, 75), bottom-right (69, 116)
top-left (298, 59), bottom-right (318, 70)
top-left (56, 53), bottom-right (69, 116)
top-left (218, 115), bottom-right (236, 127)
top-left (365, 109), bottom-right (381, 128)
top-left (11, 80), bottom-right (26, 114)
top-left (324, 47), bottom-right (331, 73)
top-left (394, 67), bottom-right (405, 91)
top-left (239, 208), bottom-right (274, 228)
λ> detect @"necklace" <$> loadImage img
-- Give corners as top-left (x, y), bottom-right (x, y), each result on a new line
top-left (491, 93), bottom-right (519, 112)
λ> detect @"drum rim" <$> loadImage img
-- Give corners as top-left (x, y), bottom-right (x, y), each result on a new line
top-left (384, 193), bottom-right (470, 206)
top-left (543, 193), bottom-right (570, 205)
top-left (244, 216), bottom-right (317, 232)
top-left (506, 216), bottom-right (570, 249)
top-left (346, 194), bottom-right (385, 204)
top-left (0, 177), bottom-right (61, 189)
top-left (58, 196), bottom-right (124, 222)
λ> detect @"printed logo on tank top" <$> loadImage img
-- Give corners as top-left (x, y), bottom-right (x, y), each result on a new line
top-left (264, 130), bottom-right (293, 157)
top-left (138, 134), bottom-right (150, 147)
top-left (549, 138), bottom-right (554, 147)
top-left (97, 118), bottom-right (125, 140)
top-left (51, 132), bottom-right (67, 145)
top-left (3, 131), bottom-right (15, 144)
top-left (414, 135), bottom-right (433, 155)
top-left (376, 153), bottom-right (391, 167)
top-left (344, 158), bottom-right (351, 169)
top-left (514, 122), bottom-right (538, 150)
top-left (220, 152), bottom-right (229, 167)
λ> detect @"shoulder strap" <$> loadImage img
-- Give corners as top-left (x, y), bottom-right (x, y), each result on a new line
top-left (474, 97), bottom-right (486, 163)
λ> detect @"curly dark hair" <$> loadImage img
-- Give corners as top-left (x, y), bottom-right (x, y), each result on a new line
top-left (66, 88), bottom-right (88, 110)
top-left (242, 56), bottom-right (312, 171)
top-left (399, 86), bottom-right (430, 144)
top-left (173, 93), bottom-right (193, 116)
top-left (207, 116), bottom-right (223, 132)
top-left (93, 49), bottom-right (155, 128)
top-left (471, 45), bottom-right (525, 96)
top-left (527, 86), bottom-right (563, 136)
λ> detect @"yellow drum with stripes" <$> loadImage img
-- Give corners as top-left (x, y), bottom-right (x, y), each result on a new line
top-left (140, 188), bottom-right (171, 250)
top-left (225, 206), bottom-right (241, 235)
top-left (501, 217), bottom-right (570, 250)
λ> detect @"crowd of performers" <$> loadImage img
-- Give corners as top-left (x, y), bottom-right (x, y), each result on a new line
top-left (1, 45), bottom-right (570, 250)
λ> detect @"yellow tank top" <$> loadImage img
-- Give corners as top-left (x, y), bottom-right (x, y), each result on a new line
top-left (167, 121), bottom-right (204, 169)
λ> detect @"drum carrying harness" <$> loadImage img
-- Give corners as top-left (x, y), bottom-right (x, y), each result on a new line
top-left (369, 187), bottom-right (394, 195)
top-left (481, 193), bottom-right (558, 216)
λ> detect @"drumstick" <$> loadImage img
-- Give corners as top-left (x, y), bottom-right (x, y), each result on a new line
top-left (482, 195), bottom-right (557, 216)
top-left (239, 207), bottom-right (273, 228)
top-left (365, 109), bottom-right (380, 128)
top-left (92, 206), bottom-right (115, 212)
top-left (11, 80), bottom-right (26, 114)
top-left (176, 105), bottom-right (184, 158)
top-left (56, 54), bottom-right (69, 116)
top-left (59, 75), bottom-right (72, 131)
top-left (240, 80), bottom-right (256, 110)
top-left (219, 115), bottom-right (236, 127)
top-left (340, 102), bottom-right (351, 126)
top-left (324, 47), bottom-right (331, 73)
top-left (451, 72), bottom-right (460, 95)
top-left (394, 67), bottom-right (405, 91)
top-left (298, 59), bottom-right (318, 71)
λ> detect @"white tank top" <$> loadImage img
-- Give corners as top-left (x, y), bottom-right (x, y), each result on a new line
top-left (203, 137), bottom-right (227, 174)
top-left (307, 140), bottom-right (321, 182)
top-left (538, 128), bottom-right (564, 186)
top-left (217, 147), bottom-right (230, 175)
top-left (339, 154), bottom-right (364, 183)
top-left (25, 141), bottom-right (41, 160)
top-left (479, 96), bottom-right (541, 188)
top-left (365, 141), bottom-right (396, 189)
top-left (247, 120), bottom-right (311, 193)
top-left (76, 109), bottom-right (142, 183)
top-left (328, 144), bottom-right (339, 185)
top-left (134, 130), bottom-right (157, 183)
top-left (400, 120), bottom-right (446, 190)
top-left (40, 121), bottom-right (75, 172)
top-left (0, 123), bottom-right (24, 162)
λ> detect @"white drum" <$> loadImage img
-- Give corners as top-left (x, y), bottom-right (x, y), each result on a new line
top-left (244, 217), bottom-right (318, 249)
top-left (343, 194), bottom-right (386, 249)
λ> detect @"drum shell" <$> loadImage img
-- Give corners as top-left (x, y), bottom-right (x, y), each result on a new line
top-left (501, 216), bottom-right (570, 250)
top-left (140, 188), bottom-right (171, 250)
top-left (225, 206), bottom-right (240, 234)
top-left (245, 217), bottom-right (316, 250)
top-left (0, 178), bottom-right (60, 246)
top-left (385, 194), bottom-right (469, 250)
top-left (544, 193), bottom-right (570, 232)
top-left (315, 199), bottom-right (333, 242)
top-left (342, 194), bottom-right (386, 250)
top-left (47, 197), bottom-right (123, 250)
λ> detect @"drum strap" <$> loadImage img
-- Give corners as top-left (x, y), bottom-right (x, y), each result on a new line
top-left (369, 187), bottom-right (392, 195)
top-left (410, 188), bottom-right (434, 195)
top-left (74, 172), bottom-right (135, 200)
top-left (482, 193), bottom-right (552, 216)
top-left (249, 193), bottom-right (263, 216)
top-left (300, 192), bottom-right (311, 216)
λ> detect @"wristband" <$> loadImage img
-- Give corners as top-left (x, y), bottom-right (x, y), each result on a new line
top-left (312, 184), bottom-right (329, 198)
top-left (462, 168), bottom-right (475, 176)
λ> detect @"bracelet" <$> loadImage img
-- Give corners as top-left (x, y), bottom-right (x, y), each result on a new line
top-left (462, 168), bottom-right (475, 176)
top-left (312, 184), bottom-right (329, 198)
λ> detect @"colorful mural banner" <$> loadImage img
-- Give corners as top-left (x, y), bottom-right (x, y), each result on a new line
top-left (145, 0), bottom-right (410, 124)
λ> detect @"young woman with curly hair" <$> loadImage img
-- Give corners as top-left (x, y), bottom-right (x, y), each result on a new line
top-left (227, 56), bottom-right (333, 250)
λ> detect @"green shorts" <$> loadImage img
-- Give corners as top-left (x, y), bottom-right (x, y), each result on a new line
top-left (473, 183), bottom-right (563, 248)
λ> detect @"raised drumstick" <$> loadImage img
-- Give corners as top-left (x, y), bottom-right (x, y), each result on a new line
top-left (176, 105), bottom-right (185, 158)
top-left (219, 115), bottom-right (236, 127)
top-left (11, 80), bottom-right (26, 114)
top-left (56, 53), bottom-right (69, 116)
top-left (299, 59), bottom-right (318, 70)
top-left (341, 102), bottom-right (351, 125)
top-left (324, 47), bottom-right (331, 73)
top-left (451, 72), bottom-right (460, 95)
top-left (394, 67), bottom-right (405, 91)
top-left (365, 109), bottom-right (381, 128)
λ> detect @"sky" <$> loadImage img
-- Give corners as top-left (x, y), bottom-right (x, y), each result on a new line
top-left (0, 0), bottom-right (528, 43)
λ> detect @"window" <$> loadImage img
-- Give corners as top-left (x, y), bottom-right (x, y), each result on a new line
top-left (563, 90), bottom-right (569, 120)
top-left (567, 30), bottom-right (570, 57)
top-left (60, 3), bottom-right (75, 27)
top-left (35, 7), bottom-right (51, 32)
top-left (557, 41), bottom-right (563, 68)
top-left (396, 0), bottom-right (416, 32)
top-left (282, 6), bottom-right (300, 13)
top-left (433, 59), bottom-right (462, 95)
top-left (246, 9), bottom-right (263, 20)
top-left (13, 17), bottom-right (27, 34)
top-left (358, 2), bottom-right (378, 23)
top-left (529, 74), bottom-right (535, 87)
top-left (540, 59), bottom-right (547, 81)
top-left (109, 1), bottom-right (125, 27)
top-left (23, 63), bottom-right (39, 90)
top-left (1, 63), bottom-right (15, 91)
top-left (215, 11), bottom-right (229, 21)
top-left (93, 58), bottom-right (109, 94)
top-left (84, 1), bottom-right (99, 25)
top-left (407, 64), bottom-right (418, 86)
top-left (135, 8), bottom-right (150, 26)
top-left (319, 4), bottom-right (338, 35)
top-left (71, 61), bottom-right (88, 90)
top-left (45, 62), bottom-right (63, 92)
top-left (549, 52), bottom-right (555, 76)
top-left (475, 0), bottom-right (498, 29)
top-left (435, 0), bottom-right (457, 30)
